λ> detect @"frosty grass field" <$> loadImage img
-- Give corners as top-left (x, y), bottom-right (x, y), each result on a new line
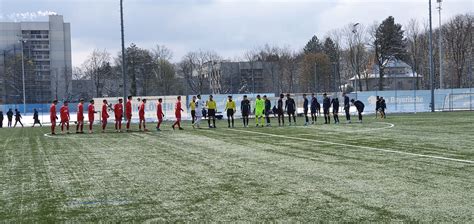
top-left (1, 111), bottom-right (473, 222)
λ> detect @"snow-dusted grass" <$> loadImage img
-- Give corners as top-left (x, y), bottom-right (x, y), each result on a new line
top-left (0, 112), bottom-right (473, 222)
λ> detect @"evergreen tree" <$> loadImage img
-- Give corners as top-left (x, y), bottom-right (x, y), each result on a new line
top-left (374, 16), bottom-right (407, 90)
top-left (303, 35), bottom-right (323, 54)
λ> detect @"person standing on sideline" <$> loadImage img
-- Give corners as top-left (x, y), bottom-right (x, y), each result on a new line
top-left (323, 93), bottom-right (331, 124)
top-left (32, 109), bottom-right (42, 127)
top-left (189, 96), bottom-right (196, 124)
top-left (193, 95), bottom-right (204, 129)
top-left (310, 93), bottom-right (318, 124)
top-left (263, 95), bottom-right (272, 127)
top-left (156, 98), bottom-right (165, 131)
top-left (303, 94), bottom-right (309, 126)
top-left (59, 101), bottom-right (69, 133)
top-left (332, 97), bottom-right (340, 124)
top-left (240, 95), bottom-right (251, 128)
top-left (343, 93), bottom-right (351, 123)
top-left (277, 94), bottom-right (285, 126)
top-left (380, 97), bottom-right (387, 119)
top-left (206, 95), bottom-right (217, 128)
top-left (125, 95), bottom-right (133, 132)
top-left (375, 96), bottom-right (381, 119)
top-left (138, 99), bottom-right (148, 131)
top-left (6, 109), bottom-right (13, 127)
top-left (75, 99), bottom-right (85, 133)
top-left (88, 100), bottom-right (96, 133)
top-left (351, 99), bottom-right (365, 123)
top-left (225, 95), bottom-right (236, 128)
top-left (285, 94), bottom-right (296, 125)
top-left (255, 95), bottom-right (265, 127)
top-left (13, 109), bottom-right (24, 128)
top-left (172, 96), bottom-right (184, 130)
top-left (101, 99), bottom-right (109, 132)
top-left (50, 100), bottom-right (58, 134)
top-left (114, 98), bottom-right (124, 132)
top-left (0, 111), bottom-right (3, 128)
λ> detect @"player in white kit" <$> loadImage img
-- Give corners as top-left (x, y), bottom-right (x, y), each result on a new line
top-left (193, 94), bottom-right (205, 129)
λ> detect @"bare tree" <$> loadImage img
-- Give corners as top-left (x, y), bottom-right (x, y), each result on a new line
top-left (244, 49), bottom-right (259, 93)
top-left (344, 23), bottom-right (369, 91)
top-left (406, 19), bottom-right (422, 90)
top-left (443, 14), bottom-right (473, 88)
top-left (82, 49), bottom-right (111, 97)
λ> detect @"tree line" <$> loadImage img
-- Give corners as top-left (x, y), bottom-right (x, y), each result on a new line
top-left (74, 13), bottom-right (473, 98)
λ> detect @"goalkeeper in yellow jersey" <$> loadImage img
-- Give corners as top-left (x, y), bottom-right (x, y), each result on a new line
top-left (254, 95), bottom-right (265, 127)
top-left (225, 95), bottom-right (236, 128)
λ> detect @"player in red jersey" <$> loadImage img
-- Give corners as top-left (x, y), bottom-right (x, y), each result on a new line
top-left (138, 98), bottom-right (148, 131)
top-left (172, 96), bottom-right (184, 130)
top-left (60, 101), bottom-right (70, 134)
top-left (76, 98), bottom-right (85, 134)
top-left (156, 98), bottom-right (164, 131)
top-left (88, 100), bottom-right (96, 133)
top-left (126, 95), bottom-right (132, 131)
top-left (101, 99), bottom-right (109, 132)
top-left (49, 100), bottom-right (58, 135)
top-left (114, 98), bottom-right (124, 132)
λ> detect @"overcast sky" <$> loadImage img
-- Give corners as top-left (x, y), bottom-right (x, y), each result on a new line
top-left (1, 0), bottom-right (472, 66)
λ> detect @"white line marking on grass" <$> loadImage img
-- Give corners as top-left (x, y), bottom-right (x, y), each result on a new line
top-left (294, 122), bottom-right (395, 133)
top-left (43, 133), bottom-right (110, 139)
top-left (227, 128), bottom-right (474, 165)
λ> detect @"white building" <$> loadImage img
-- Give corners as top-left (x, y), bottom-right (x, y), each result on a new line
top-left (349, 58), bottom-right (422, 91)
top-left (0, 15), bottom-right (72, 104)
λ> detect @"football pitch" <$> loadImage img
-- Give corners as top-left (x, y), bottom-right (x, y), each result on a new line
top-left (1, 112), bottom-right (473, 222)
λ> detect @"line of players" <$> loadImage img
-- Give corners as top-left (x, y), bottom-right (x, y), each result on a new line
top-left (189, 93), bottom-right (365, 129)
top-left (48, 93), bottom-right (365, 135)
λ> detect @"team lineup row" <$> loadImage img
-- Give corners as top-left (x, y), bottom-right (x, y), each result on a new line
top-left (47, 93), bottom-right (366, 135)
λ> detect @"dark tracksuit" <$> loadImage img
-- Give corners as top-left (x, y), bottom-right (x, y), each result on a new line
top-left (323, 97), bottom-right (331, 124)
top-left (0, 112), bottom-right (3, 128)
top-left (303, 98), bottom-right (309, 123)
top-left (277, 98), bottom-right (285, 126)
top-left (381, 99), bottom-right (387, 118)
top-left (310, 97), bottom-right (318, 123)
top-left (344, 95), bottom-right (350, 121)
top-left (33, 111), bottom-right (42, 126)
top-left (14, 111), bottom-right (23, 127)
top-left (6, 110), bottom-right (13, 127)
top-left (265, 99), bottom-right (272, 125)
top-left (332, 98), bottom-right (340, 123)
top-left (241, 99), bottom-right (251, 126)
top-left (285, 98), bottom-right (296, 124)
top-left (354, 100), bottom-right (365, 121)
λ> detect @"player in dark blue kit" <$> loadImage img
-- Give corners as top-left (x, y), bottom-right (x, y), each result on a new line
top-left (331, 97), bottom-right (340, 124)
top-left (323, 93), bottom-right (331, 124)
top-left (343, 93), bottom-right (351, 123)
top-left (285, 94), bottom-right (296, 126)
top-left (240, 95), bottom-right (251, 127)
top-left (277, 94), bottom-right (285, 126)
top-left (310, 93), bottom-right (318, 124)
top-left (303, 94), bottom-right (309, 126)
top-left (351, 99), bottom-right (365, 123)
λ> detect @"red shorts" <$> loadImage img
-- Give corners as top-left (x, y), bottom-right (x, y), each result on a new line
top-left (50, 117), bottom-right (56, 125)
top-left (61, 119), bottom-right (69, 123)
top-left (126, 114), bottom-right (132, 120)
top-left (77, 115), bottom-right (84, 122)
top-left (102, 117), bottom-right (108, 123)
top-left (157, 115), bottom-right (163, 121)
top-left (89, 116), bottom-right (94, 122)
top-left (115, 116), bottom-right (122, 122)
top-left (139, 116), bottom-right (145, 121)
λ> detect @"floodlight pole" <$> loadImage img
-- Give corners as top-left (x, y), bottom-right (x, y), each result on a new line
top-left (20, 38), bottom-right (26, 114)
top-left (120, 0), bottom-right (127, 115)
top-left (429, 0), bottom-right (435, 112)
top-left (437, 0), bottom-right (444, 89)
